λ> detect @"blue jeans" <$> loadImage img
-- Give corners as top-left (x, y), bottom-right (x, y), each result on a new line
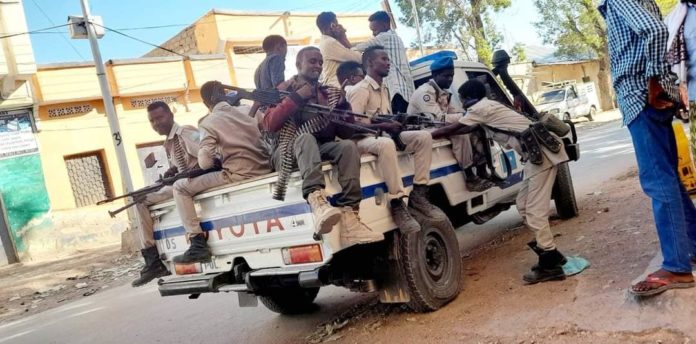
top-left (628, 107), bottom-right (696, 273)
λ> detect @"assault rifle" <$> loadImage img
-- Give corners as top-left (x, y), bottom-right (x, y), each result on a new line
top-left (371, 113), bottom-right (447, 150)
top-left (97, 166), bottom-right (222, 218)
top-left (220, 84), bottom-right (380, 136)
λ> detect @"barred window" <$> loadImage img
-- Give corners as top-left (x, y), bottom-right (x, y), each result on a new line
top-left (130, 96), bottom-right (178, 109)
top-left (47, 104), bottom-right (93, 118)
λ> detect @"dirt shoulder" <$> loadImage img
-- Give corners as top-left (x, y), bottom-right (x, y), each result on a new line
top-left (0, 245), bottom-right (141, 324)
top-left (302, 168), bottom-right (696, 344)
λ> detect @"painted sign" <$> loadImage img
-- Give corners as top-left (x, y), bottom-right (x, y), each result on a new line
top-left (0, 110), bottom-right (38, 160)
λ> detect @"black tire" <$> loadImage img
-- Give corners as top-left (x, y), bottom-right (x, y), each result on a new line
top-left (552, 162), bottom-right (579, 219)
top-left (258, 287), bottom-right (320, 314)
top-left (587, 106), bottom-right (596, 121)
top-left (399, 208), bottom-right (462, 312)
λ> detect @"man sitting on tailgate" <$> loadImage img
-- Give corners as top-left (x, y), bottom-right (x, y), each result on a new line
top-left (172, 81), bottom-right (272, 264)
top-left (263, 46), bottom-right (382, 246)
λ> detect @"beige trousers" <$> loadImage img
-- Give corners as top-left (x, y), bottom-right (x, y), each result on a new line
top-left (516, 165), bottom-right (558, 250)
top-left (355, 130), bottom-right (432, 199)
top-left (443, 113), bottom-right (476, 169)
top-left (135, 186), bottom-right (174, 249)
top-left (173, 171), bottom-right (231, 236)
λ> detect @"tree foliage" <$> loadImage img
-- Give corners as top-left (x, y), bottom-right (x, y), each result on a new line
top-left (533, 0), bottom-right (606, 60)
top-left (395, 0), bottom-right (511, 64)
top-left (511, 43), bottom-right (527, 63)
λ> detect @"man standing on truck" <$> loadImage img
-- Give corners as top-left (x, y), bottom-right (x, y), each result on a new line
top-left (353, 11), bottom-right (415, 114)
top-left (171, 81), bottom-right (272, 264)
top-left (431, 79), bottom-right (570, 284)
top-left (317, 12), bottom-right (363, 88)
top-left (407, 57), bottom-right (493, 192)
top-left (250, 35), bottom-right (288, 117)
top-left (132, 101), bottom-right (200, 286)
top-left (347, 45), bottom-right (443, 234)
top-left (600, 0), bottom-right (696, 296)
top-left (263, 46), bottom-right (383, 246)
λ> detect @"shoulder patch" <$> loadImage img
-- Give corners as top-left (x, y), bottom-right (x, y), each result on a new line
top-left (423, 94), bottom-right (431, 102)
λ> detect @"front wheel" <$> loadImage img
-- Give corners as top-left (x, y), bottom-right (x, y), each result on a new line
top-left (587, 106), bottom-right (596, 121)
top-left (552, 162), bottom-right (579, 219)
top-left (399, 208), bottom-right (462, 312)
top-left (259, 287), bottom-right (320, 314)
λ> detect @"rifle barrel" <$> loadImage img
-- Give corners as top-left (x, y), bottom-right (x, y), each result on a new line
top-left (108, 201), bottom-right (137, 218)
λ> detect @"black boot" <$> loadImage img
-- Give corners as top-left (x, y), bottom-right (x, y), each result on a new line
top-left (390, 198), bottom-right (421, 234)
top-left (408, 184), bottom-right (447, 221)
top-left (132, 246), bottom-right (171, 287)
top-left (523, 246), bottom-right (566, 284)
top-left (527, 240), bottom-right (567, 271)
top-left (173, 234), bottom-right (212, 264)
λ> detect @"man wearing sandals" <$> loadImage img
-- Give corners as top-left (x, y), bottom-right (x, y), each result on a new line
top-left (600, 0), bottom-right (696, 296)
top-left (432, 79), bottom-right (570, 284)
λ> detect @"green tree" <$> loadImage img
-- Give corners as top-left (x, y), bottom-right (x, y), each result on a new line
top-left (511, 43), bottom-right (527, 63)
top-left (533, 0), bottom-right (615, 110)
top-left (395, 0), bottom-right (511, 64)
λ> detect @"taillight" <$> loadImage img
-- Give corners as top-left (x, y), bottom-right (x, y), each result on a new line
top-left (174, 262), bottom-right (202, 275)
top-left (282, 244), bottom-right (323, 265)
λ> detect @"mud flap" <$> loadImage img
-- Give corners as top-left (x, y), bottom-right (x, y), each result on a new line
top-left (379, 232), bottom-right (411, 304)
top-left (238, 292), bottom-right (259, 307)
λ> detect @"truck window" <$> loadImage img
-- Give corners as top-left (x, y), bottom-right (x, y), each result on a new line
top-left (464, 71), bottom-right (513, 107)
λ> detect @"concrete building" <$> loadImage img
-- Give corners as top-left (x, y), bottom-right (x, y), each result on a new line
top-left (508, 59), bottom-right (614, 111)
top-left (0, 0), bottom-right (47, 265)
top-left (143, 10), bottom-right (373, 87)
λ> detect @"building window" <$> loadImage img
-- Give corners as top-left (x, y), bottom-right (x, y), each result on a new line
top-left (47, 104), bottom-right (93, 118)
top-left (64, 151), bottom-right (112, 207)
top-left (129, 96), bottom-right (178, 109)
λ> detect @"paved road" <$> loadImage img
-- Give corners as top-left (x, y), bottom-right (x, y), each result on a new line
top-left (0, 118), bottom-right (636, 344)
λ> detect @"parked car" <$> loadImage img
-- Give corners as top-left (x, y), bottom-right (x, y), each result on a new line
top-left (535, 82), bottom-right (598, 122)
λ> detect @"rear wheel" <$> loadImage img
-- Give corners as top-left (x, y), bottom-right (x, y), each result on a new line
top-left (259, 287), bottom-right (320, 314)
top-left (399, 208), bottom-right (462, 312)
top-left (552, 162), bottom-right (578, 219)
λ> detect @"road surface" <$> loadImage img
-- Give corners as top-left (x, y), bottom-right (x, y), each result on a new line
top-left (0, 118), bottom-right (636, 344)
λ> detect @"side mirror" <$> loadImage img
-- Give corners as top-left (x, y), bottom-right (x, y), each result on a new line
top-left (491, 50), bottom-right (511, 71)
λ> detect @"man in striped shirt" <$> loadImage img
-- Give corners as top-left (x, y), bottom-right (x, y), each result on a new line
top-left (600, 0), bottom-right (696, 296)
top-left (354, 11), bottom-right (415, 114)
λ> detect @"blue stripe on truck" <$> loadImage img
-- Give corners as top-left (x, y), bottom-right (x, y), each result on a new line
top-left (153, 163), bottom-right (523, 240)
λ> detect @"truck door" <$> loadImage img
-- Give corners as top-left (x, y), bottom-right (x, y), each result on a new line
top-left (566, 87), bottom-right (580, 118)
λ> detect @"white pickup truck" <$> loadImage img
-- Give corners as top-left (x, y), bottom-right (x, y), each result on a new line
top-left (153, 50), bottom-right (580, 314)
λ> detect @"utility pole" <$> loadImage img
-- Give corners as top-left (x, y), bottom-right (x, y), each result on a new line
top-left (409, 0), bottom-right (425, 56)
top-left (78, 0), bottom-right (143, 247)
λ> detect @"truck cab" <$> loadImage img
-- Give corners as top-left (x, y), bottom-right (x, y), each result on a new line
top-left (152, 50), bottom-right (580, 315)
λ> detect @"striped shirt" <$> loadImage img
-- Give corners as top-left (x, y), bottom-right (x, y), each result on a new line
top-left (599, 0), bottom-right (680, 126)
top-left (354, 30), bottom-right (415, 103)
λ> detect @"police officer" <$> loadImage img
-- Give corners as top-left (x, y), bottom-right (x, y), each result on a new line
top-left (408, 57), bottom-right (492, 192)
top-left (432, 79), bottom-right (570, 284)
top-left (346, 45), bottom-right (443, 234)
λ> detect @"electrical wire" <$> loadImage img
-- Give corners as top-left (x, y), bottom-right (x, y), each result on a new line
top-left (0, 23), bottom-right (70, 40)
top-left (28, 0), bottom-right (87, 60)
top-left (92, 22), bottom-right (186, 57)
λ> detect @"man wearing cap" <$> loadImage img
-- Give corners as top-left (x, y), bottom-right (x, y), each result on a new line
top-left (408, 57), bottom-right (492, 192)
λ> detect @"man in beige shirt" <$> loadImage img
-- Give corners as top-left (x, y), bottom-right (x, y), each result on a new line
top-left (432, 79), bottom-right (570, 284)
top-left (172, 81), bottom-right (272, 264)
top-left (132, 101), bottom-right (200, 287)
top-left (346, 45), bottom-right (444, 234)
top-left (317, 11), bottom-right (362, 88)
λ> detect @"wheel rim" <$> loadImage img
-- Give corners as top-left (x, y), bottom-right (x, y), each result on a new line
top-left (423, 232), bottom-right (447, 281)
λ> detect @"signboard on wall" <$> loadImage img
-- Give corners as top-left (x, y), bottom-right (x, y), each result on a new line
top-left (0, 109), bottom-right (38, 160)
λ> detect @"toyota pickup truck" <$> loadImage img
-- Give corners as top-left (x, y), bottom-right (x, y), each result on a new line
top-left (153, 50), bottom-right (580, 314)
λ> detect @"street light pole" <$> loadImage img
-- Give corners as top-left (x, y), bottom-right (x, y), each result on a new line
top-left (79, 0), bottom-right (143, 247)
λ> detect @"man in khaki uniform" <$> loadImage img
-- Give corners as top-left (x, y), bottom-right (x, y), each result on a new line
top-left (432, 79), bottom-right (570, 284)
top-left (407, 57), bottom-right (493, 192)
top-left (317, 12), bottom-right (362, 88)
top-left (132, 101), bottom-right (199, 287)
top-left (346, 45), bottom-right (442, 234)
top-left (172, 81), bottom-right (272, 264)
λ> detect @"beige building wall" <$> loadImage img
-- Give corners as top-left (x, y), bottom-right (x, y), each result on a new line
top-left (144, 10), bottom-right (372, 86)
top-left (34, 55), bottom-right (229, 210)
